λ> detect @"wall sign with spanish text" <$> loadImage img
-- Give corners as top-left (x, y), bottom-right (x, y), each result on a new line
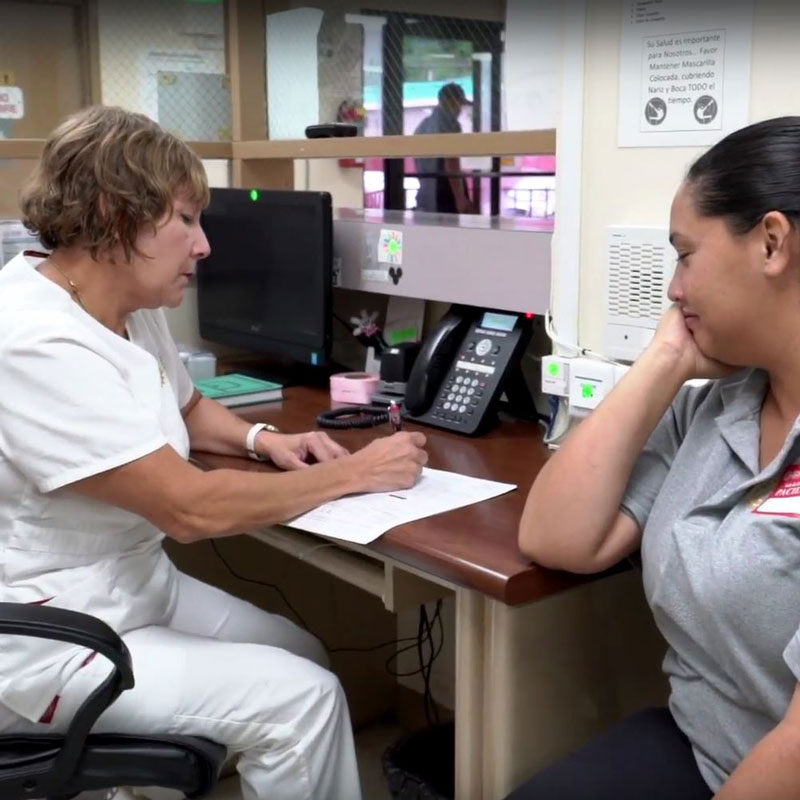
top-left (618, 0), bottom-right (752, 147)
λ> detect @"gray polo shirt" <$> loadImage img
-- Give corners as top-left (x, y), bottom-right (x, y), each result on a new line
top-left (622, 368), bottom-right (800, 791)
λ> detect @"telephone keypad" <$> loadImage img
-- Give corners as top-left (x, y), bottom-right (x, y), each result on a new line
top-left (440, 362), bottom-right (490, 426)
top-left (438, 364), bottom-right (481, 425)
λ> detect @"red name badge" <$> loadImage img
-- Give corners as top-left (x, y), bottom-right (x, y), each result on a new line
top-left (753, 464), bottom-right (800, 517)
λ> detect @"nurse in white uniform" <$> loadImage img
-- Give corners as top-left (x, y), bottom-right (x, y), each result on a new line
top-left (0, 104), bottom-right (427, 800)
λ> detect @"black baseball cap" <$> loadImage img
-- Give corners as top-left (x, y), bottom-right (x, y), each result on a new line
top-left (438, 82), bottom-right (472, 105)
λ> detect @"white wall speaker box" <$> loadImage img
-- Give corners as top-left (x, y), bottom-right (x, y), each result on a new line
top-left (605, 226), bottom-right (673, 361)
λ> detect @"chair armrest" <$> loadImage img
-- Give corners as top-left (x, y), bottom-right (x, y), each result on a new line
top-left (0, 603), bottom-right (133, 689)
top-left (0, 602), bottom-right (135, 793)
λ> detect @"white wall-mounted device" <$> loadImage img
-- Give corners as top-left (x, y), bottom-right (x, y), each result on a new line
top-left (605, 226), bottom-right (674, 361)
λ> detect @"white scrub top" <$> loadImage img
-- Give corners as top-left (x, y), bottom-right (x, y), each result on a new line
top-left (0, 251), bottom-right (194, 722)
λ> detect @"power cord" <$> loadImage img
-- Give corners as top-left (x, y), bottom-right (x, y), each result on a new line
top-left (385, 600), bottom-right (445, 727)
top-left (328, 636), bottom-right (417, 654)
top-left (420, 601), bottom-right (444, 725)
top-left (545, 308), bottom-right (617, 364)
top-left (210, 538), bottom-right (446, 720)
top-left (210, 538), bottom-right (311, 632)
top-left (333, 312), bottom-right (355, 334)
top-left (384, 604), bottom-right (443, 678)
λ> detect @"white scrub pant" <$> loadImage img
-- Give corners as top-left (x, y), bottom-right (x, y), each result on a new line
top-left (0, 572), bottom-right (363, 800)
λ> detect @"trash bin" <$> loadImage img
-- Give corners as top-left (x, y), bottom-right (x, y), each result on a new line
top-left (382, 720), bottom-right (455, 800)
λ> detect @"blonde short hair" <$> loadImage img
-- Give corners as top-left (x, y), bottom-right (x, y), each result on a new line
top-left (20, 105), bottom-right (210, 261)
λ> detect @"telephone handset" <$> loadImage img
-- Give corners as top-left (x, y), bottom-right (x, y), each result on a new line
top-left (404, 305), bottom-right (478, 416)
top-left (404, 306), bottom-right (533, 436)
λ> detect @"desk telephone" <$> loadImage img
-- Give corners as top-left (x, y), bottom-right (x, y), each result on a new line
top-left (404, 305), bottom-right (534, 435)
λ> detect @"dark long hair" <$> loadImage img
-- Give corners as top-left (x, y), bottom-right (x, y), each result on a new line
top-left (687, 116), bottom-right (800, 234)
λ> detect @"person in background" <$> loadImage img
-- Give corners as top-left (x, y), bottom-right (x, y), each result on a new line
top-left (413, 82), bottom-right (475, 214)
top-left (509, 116), bottom-right (800, 799)
top-left (0, 105), bottom-right (428, 800)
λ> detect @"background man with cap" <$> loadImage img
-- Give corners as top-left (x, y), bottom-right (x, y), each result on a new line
top-left (413, 82), bottom-right (476, 214)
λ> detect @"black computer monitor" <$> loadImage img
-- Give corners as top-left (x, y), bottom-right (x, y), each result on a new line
top-left (197, 188), bottom-right (332, 369)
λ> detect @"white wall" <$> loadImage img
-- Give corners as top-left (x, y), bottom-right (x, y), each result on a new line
top-left (504, 0), bottom-right (561, 130)
top-left (296, 158), bottom-right (364, 203)
top-left (575, 0), bottom-right (800, 352)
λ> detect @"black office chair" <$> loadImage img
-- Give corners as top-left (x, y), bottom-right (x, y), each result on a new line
top-left (0, 602), bottom-right (227, 799)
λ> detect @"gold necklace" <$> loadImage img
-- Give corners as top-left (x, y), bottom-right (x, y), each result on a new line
top-left (46, 257), bottom-right (88, 312)
top-left (45, 256), bottom-right (166, 387)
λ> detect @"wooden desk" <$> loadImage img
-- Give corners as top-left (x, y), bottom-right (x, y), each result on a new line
top-left (192, 387), bottom-right (665, 799)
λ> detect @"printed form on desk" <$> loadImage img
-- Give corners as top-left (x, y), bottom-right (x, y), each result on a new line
top-left (284, 467), bottom-right (516, 545)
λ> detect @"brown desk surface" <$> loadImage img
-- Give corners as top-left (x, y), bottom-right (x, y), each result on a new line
top-left (191, 386), bottom-right (592, 606)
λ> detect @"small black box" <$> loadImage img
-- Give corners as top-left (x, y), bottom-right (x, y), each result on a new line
top-left (379, 342), bottom-right (421, 383)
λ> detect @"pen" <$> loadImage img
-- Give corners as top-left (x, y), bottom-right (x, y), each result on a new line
top-left (389, 400), bottom-right (402, 433)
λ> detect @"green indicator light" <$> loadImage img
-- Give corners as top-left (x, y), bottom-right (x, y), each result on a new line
top-left (250, 189), bottom-right (259, 201)
top-left (548, 362), bottom-right (560, 376)
top-left (581, 382), bottom-right (595, 399)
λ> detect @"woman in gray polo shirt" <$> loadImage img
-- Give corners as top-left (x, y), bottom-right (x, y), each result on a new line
top-left (508, 116), bottom-right (800, 800)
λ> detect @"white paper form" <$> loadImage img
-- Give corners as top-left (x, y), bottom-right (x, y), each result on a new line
top-left (284, 467), bottom-right (516, 545)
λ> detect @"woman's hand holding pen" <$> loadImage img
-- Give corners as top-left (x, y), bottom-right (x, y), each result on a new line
top-left (351, 432), bottom-right (428, 493)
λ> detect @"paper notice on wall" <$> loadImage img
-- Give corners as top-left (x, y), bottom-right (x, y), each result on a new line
top-left (0, 87), bottom-right (24, 119)
top-left (618, 0), bottom-right (753, 147)
top-left (141, 50), bottom-right (223, 124)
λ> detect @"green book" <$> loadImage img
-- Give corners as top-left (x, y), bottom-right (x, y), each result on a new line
top-left (194, 373), bottom-right (283, 407)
